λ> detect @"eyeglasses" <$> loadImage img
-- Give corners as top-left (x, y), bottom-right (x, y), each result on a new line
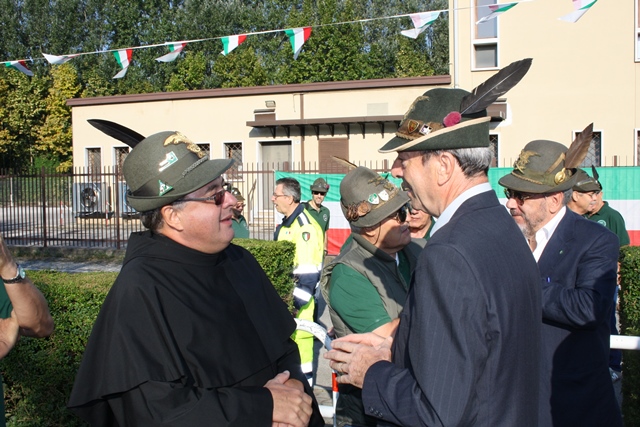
top-left (312, 191), bottom-right (326, 196)
top-left (272, 192), bottom-right (289, 198)
top-left (178, 187), bottom-right (227, 206)
top-left (390, 204), bottom-right (408, 223)
top-left (503, 188), bottom-right (538, 205)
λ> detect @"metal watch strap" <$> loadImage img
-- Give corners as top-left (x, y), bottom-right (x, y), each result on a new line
top-left (2, 264), bottom-right (25, 284)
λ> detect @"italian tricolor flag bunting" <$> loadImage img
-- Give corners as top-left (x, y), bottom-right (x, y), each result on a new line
top-left (284, 27), bottom-right (312, 60)
top-left (155, 43), bottom-right (187, 63)
top-left (42, 53), bottom-right (80, 65)
top-left (113, 49), bottom-right (132, 79)
top-left (559, 0), bottom-right (597, 23)
top-left (221, 34), bottom-right (247, 56)
top-left (476, 3), bottom-right (517, 24)
top-left (401, 11), bottom-right (441, 39)
top-left (5, 60), bottom-right (33, 76)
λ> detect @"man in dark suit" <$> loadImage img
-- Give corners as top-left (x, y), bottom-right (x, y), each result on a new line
top-left (500, 139), bottom-right (622, 426)
top-left (325, 59), bottom-right (542, 426)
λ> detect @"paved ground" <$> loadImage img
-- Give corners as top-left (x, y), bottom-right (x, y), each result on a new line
top-left (19, 259), bottom-right (337, 426)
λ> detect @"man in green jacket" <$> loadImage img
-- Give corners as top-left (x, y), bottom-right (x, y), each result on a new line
top-left (320, 166), bottom-right (424, 427)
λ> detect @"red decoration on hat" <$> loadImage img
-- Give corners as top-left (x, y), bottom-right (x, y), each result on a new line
top-left (443, 111), bottom-right (462, 128)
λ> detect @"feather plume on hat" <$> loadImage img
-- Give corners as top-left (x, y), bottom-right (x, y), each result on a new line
top-left (553, 123), bottom-right (593, 185)
top-left (88, 119), bottom-right (145, 148)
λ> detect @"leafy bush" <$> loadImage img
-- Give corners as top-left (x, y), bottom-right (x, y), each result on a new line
top-left (621, 246), bottom-right (640, 425)
top-left (1, 239), bottom-right (295, 426)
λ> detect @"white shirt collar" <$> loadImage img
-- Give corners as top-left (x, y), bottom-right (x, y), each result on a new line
top-left (532, 206), bottom-right (566, 262)
top-left (430, 182), bottom-right (493, 237)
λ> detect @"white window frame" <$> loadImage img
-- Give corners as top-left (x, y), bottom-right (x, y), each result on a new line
top-left (472, 0), bottom-right (500, 71)
top-left (85, 146), bottom-right (102, 174)
top-left (224, 141), bottom-right (244, 180)
top-left (636, 0), bottom-right (640, 61)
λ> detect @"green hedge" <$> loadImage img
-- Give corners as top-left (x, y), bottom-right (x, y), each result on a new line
top-left (1, 239), bottom-right (295, 426)
top-left (621, 246), bottom-right (640, 425)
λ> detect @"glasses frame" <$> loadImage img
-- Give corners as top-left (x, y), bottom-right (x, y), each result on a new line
top-left (390, 204), bottom-right (409, 223)
top-left (311, 191), bottom-right (327, 196)
top-left (176, 187), bottom-right (228, 206)
top-left (503, 188), bottom-right (536, 205)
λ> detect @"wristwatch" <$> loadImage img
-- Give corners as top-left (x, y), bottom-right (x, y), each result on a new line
top-left (2, 264), bottom-right (26, 284)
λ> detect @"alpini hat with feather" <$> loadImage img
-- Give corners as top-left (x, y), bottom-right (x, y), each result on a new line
top-left (499, 123), bottom-right (594, 194)
top-left (84, 119), bottom-right (233, 212)
top-left (379, 58), bottom-right (532, 153)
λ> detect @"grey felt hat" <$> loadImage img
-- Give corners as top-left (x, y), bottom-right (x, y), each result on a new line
top-left (123, 131), bottom-right (234, 212)
top-left (498, 140), bottom-right (579, 194)
top-left (572, 169), bottom-right (601, 192)
top-left (310, 178), bottom-right (330, 193)
top-left (379, 58), bottom-right (532, 153)
top-left (340, 166), bottom-right (409, 228)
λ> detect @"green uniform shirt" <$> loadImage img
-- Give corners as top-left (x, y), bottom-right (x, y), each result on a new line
top-left (0, 282), bottom-right (12, 427)
top-left (231, 215), bottom-right (250, 239)
top-left (587, 201), bottom-right (630, 246)
top-left (329, 251), bottom-right (411, 333)
top-left (303, 202), bottom-right (330, 233)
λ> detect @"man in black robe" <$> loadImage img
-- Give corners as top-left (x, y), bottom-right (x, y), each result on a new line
top-left (68, 129), bottom-right (323, 427)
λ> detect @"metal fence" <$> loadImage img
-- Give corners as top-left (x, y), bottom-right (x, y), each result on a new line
top-left (0, 161), bottom-right (389, 249)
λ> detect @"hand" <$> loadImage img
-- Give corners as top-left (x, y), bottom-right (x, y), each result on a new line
top-left (0, 234), bottom-right (17, 279)
top-left (265, 371), bottom-right (313, 427)
top-left (324, 333), bottom-right (393, 388)
top-left (0, 310), bottom-right (20, 358)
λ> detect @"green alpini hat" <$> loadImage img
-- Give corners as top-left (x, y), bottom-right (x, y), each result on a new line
top-left (499, 123), bottom-right (594, 194)
top-left (380, 58), bottom-right (532, 153)
top-left (340, 166), bottom-right (409, 228)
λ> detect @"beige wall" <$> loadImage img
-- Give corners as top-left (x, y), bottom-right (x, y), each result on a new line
top-left (452, 0), bottom-right (640, 166)
top-left (71, 81), bottom-right (447, 170)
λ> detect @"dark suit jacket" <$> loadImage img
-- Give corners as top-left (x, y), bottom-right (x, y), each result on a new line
top-left (362, 190), bottom-right (542, 426)
top-left (538, 210), bottom-right (622, 426)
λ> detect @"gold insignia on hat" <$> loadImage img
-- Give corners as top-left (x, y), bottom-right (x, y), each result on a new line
top-left (554, 168), bottom-right (574, 185)
top-left (513, 150), bottom-right (539, 173)
top-left (164, 132), bottom-right (206, 159)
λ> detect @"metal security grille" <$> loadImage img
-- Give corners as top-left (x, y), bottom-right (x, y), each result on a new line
top-left (489, 134), bottom-right (499, 167)
top-left (225, 142), bottom-right (243, 179)
top-left (579, 131), bottom-right (602, 167)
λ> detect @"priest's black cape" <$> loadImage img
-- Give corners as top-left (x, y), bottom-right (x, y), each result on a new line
top-left (68, 231), bottom-right (323, 426)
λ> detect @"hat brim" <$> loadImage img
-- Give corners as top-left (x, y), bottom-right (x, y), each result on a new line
top-left (498, 170), bottom-right (578, 194)
top-left (344, 191), bottom-right (410, 228)
top-left (127, 158), bottom-right (234, 212)
top-left (379, 117), bottom-right (491, 153)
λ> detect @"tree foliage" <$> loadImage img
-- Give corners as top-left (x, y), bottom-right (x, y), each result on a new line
top-left (0, 0), bottom-right (449, 168)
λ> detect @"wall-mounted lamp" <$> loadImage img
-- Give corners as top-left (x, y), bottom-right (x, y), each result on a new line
top-left (265, 100), bottom-right (276, 108)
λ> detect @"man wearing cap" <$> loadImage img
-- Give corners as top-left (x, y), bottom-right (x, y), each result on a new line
top-left (566, 169), bottom-right (601, 216)
top-left (325, 58), bottom-right (542, 426)
top-left (584, 167), bottom-right (629, 392)
top-left (230, 187), bottom-right (250, 238)
top-left (304, 178), bottom-right (331, 251)
top-left (272, 177), bottom-right (324, 385)
top-left (499, 140), bottom-right (622, 426)
top-left (319, 166), bottom-right (424, 427)
top-left (68, 131), bottom-right (323, 427)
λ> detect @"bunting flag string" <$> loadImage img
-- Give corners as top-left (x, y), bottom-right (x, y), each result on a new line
top-left (0, 0), bottom-right (592, 78)
top-left (284, 27), bottom-right (312, 60)
top-left (42, 53), bottom-right (81, 65)
top-left (476, 3), bottom-right (518, 24)
top-left (113, 49), bottom-right (132, 79)
top-left (559, 0), bottom-right (597, 23)
top-left (5, 60), bottom-right (33, 76)
top-left (155, 42), bottom-right (188, 62)
top-left (401, 11), bottom-right (441, 39)
top-left (221, 35), bottom-right (247, 56)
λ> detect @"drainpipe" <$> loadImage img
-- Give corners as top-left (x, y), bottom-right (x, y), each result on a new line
top-left (453, 0), bottom-right (459, 88)
top-left (300, 93), bottom-right (305, 169)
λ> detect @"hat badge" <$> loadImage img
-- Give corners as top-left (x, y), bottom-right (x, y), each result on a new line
top-left (513, 150), bottom-right (538, 173)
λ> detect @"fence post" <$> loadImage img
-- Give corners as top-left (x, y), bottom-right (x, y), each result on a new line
top-left (40, 167), bottom-right (48, 247)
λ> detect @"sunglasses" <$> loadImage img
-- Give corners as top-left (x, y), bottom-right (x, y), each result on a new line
top-left (312, 191), bottom-right (326, 196)
top-left (503, 188), bottom-right (539, 205)
top-left (178, 186), bottom-right (228, 206)
top-left (390, 204), bottom-right (409, 223)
